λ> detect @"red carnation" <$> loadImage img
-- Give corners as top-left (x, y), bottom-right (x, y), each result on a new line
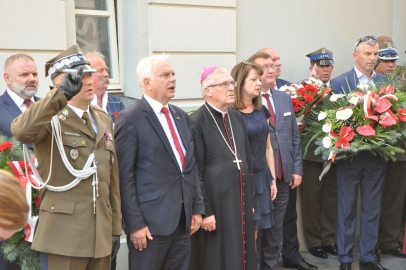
top-left (297, 88), bottom-right (306, 96)
top-left (34, 194), bottom-right (41, 207)
top-left (304, 84), bottom-right (318, 93)
top-left (304, 94), bottom-right (315, 102)
top-left (0, 142), bottom-right (13, 151)
top-left (114, 111), bottom-right (119, 119)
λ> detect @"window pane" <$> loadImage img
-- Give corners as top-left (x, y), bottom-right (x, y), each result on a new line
top-left (75, 0), bottom-right (107, 11)
top-left (75, 15), bottom-right (113, 77)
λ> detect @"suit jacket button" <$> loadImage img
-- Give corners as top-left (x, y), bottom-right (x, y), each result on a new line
top-left (51, 206), bottom-right (55, 211)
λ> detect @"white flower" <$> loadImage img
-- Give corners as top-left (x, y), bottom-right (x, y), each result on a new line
top-left (292, 83), bottom-right (304, 89)
top-left (336, 108), bottom-right (353, 120)
top-left (330, 94), bottom-right (345, 102)
top-left (348, 96), bottom-right (360, 105)
top-left (357, 82), bottom-right (370, 91)
top-left (309, 77), bottom-right (323, 86)
top-left (279, 85), bottom-right (296, 94)
top-left (322, 137), bottom-right (332, 148)
top-left (322, 123), bottom-right (331, 133)
top-left (318, 111), bottom-right (328, 120)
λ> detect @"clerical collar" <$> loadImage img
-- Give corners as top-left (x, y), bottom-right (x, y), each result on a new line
top-left (68, 104), bottom-right (91, 119)
top-left (206, 101), bottom-right (228, 118)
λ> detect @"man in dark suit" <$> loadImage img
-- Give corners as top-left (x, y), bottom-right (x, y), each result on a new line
top-left (0, 53), bottom-right (39, 270)
top-left (331, 36), bottom-right (388, 270)
top-left (86, 51), bottom-right (125, 123)
top-left (253, 50), bottom-right (317, 270)
top-left (114, 54), bottom-right (204, 270)
top-left (249, 52), bottom-right (315, 270)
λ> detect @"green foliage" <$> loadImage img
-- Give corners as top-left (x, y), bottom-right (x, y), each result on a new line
top-left (1, 240), bottom-right (40, 270)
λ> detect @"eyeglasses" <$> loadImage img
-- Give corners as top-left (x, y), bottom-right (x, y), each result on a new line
top-left (355, 36), bottom-right (377, 48)
top-left (262, 65), bottom-right (276, 70)
top-left (207, 81), bottom-right (237, 89)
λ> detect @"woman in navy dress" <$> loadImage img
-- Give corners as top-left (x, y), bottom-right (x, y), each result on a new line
top-left (231, 61), bottom-right (276, 238)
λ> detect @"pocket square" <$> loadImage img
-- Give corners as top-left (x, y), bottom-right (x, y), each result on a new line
top-left (284, 112), bottom-right (291, 116)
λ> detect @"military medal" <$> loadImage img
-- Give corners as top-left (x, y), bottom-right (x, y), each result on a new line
top-left (70, 149), bottom-right (79, 160)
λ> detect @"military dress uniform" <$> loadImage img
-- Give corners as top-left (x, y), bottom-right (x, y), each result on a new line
top-left (376, 37), bottom-right (406, 257)
top-left (10, 45), bottom-right (121, 270)
top-left (301, 48), bottom-right (338, 258)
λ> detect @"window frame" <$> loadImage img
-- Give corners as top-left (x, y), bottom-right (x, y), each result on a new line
top-left (74, 0), bottom-right (122, 91)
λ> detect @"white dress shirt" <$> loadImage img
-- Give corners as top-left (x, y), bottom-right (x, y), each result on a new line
top-left (91, 92), bottom-right (109, 112)
top-left (7, 88), bottom-right (35, 113)
top-left (68, 104), bottom-right (97, 133)
top-left (261, 89), bottom-right (276, 113)
top-left (144, 94), bottom-right (185, 170)
top-left (354, 66), bottom-right (376, 87)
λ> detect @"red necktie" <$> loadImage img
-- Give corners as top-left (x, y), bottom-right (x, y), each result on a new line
top-left (262, 93), bottom-right (283, 179)
top-left (161, 107), bottom-right (185, 169)
top-left (262, 93), bottom-right (276, 126)
top-left (24, 99), bottom-right (32, 109)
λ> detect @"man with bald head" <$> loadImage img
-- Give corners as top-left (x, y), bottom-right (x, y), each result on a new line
top-left (258, 48), bottom-right (291, 89)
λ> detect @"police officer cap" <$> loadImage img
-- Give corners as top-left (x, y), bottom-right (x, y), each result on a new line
top-left (377, 36), bottom-right (399, 61)
top-left (306, 47), bottom-right (334, 66)
top-left (45, 44), bottom-right (96, 79)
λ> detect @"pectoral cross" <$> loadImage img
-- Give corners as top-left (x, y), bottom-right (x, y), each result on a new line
top-left (233, 155), bottom-right (242, 170)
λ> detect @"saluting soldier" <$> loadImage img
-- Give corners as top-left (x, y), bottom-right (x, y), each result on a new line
top-left (11, 44), bottom-right (121, 270)
top-left (301, 48), bottom-right (338, 260)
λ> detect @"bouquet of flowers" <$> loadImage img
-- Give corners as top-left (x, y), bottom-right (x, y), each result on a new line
top-left (0, 136), bottom-right (40, 270)
top-left (303, 82), bottom-right (406, 162)
top-left (279, 77), bottom-right (331, 123)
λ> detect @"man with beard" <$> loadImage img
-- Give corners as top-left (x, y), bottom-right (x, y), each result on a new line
top-left (189, 67), bottom-right (256, 270)
top-left (331, 36), bottom-right (387, 270)
top-left (1, 54), bottom-right (40, 138)
top-left (0, 54), bottom-right (40, 270)
top-left (85, 51), bottom-right (125, 123)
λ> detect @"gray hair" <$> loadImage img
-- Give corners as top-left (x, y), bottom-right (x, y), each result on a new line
top-left (200, 67), bottom-right (228, 97)
top-left (84, 50), bottom-right (105, 60)
top-left (136, 54), bottom-right (169, 88)
top-left (4, 54), bottom-right (35, 73)
top-left (355, 38), bottom-right (378, 52)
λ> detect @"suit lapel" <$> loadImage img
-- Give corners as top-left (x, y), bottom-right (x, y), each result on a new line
top-left (168, 105), bottom-right (187, 149)
top-left (2, 91), bottom-right (23, 118)
top-left (141, 98), bottom-right (180, 170)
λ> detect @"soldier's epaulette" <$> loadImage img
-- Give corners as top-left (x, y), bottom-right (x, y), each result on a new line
top-left (91, 105), bottom-right (109, 116)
